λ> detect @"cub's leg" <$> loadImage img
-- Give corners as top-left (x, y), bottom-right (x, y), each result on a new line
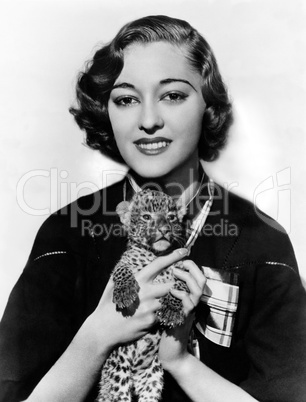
top-left (112, 262), bottom-right (140, 309)
top-left (134, 354), bottom-right (164, 402)
top-left (98, 347), bottom-right (132, 402)
top-left (156, 263), bottom-right (189, 328)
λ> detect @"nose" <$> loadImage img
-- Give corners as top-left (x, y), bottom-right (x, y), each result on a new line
top-left (157, 216), bottom-right (171, 236)
top-left (158, 224), bottom-right (171, 236)
top-left (138, 102), bottom-right (164, 134)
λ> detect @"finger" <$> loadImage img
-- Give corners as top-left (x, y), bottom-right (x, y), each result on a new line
top-left (172, 268), bottom-right (203, 303)
top-left (182, 260), bottom-right (207, 289)
top-left (139, 281), bottom-right (174, 300)
top-left (140, 299), bottom-right (163, 315)
top-left (170, 288), bottom-right (196, 313)
top-left (150, 281), bottom-right (175, 298)
top-left (137, 248), bottom-right (189, 282)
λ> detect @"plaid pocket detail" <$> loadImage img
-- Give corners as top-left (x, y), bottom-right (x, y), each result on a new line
top-left (196, 266), bottom-right (239, 348)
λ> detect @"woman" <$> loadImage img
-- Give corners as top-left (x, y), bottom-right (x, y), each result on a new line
top-left (0, 15), bottom-right (305, 402)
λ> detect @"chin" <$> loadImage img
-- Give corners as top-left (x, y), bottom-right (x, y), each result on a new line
top-left (129, 158), bottom-right (176, 180)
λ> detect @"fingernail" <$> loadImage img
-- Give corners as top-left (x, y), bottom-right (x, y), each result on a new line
top-left (177, 248), bottom-right (188, 256)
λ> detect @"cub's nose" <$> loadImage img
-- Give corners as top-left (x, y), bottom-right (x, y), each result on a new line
top-left (158, 224), bottom-right (171, 236)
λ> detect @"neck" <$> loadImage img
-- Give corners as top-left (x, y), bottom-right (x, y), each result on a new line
top-left (129, 159), bottom-right (201, 201)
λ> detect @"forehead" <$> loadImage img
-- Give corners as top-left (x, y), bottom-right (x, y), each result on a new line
top-left (116, 42), bottom-right (201, 86)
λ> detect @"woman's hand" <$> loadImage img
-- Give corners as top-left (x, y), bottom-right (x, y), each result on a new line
top-left (87, 248), bottom-right (189, 355)
top-left (158, 262), bottom-right (258, 402)
top-left (158, 260), bottom-right (206, 371)
top-left (26, 248), bottom-right (189, 402)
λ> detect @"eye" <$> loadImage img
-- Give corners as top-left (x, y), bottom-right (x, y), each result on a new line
top-left (114, 96), bottom-right (139, 107)
top-left (167, 213), bottom-right (177, 222)
top-left (162, 92), bottom-right (188, 103)
top-left (141, 214), bottom-right (152, 221)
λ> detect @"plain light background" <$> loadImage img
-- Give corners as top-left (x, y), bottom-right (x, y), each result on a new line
top-left (0, 0), bottom-right (305, 318)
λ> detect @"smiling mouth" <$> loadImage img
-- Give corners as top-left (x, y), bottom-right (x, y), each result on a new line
top-left (134, 138), bottom-right (172, 155)
top-left (138, 141), bottom-right (169, 150)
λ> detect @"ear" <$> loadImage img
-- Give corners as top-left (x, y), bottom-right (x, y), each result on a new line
top-left (116, 201), bottom-right (132, 229)
top-left (176, 199), bottom-right (187, 222)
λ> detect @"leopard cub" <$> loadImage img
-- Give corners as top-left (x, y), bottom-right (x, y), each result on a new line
top-left (97, 189), bottom-right (188, 402)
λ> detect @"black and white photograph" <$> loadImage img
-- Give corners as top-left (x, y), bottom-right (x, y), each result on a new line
top-left (0, 0), bottom-right (306, 401)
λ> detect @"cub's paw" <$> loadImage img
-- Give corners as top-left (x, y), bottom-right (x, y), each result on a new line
top-left (112, 277), bottom-right (140, 309)
top-left (156, 293), bottom-right (185, 328)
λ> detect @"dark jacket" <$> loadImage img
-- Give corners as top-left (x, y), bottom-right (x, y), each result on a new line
top-left (0, 179), bottom-right (306, 402)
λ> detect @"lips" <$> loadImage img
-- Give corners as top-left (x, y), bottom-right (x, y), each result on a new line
top-left (134, 137), bottom-right (172, 155)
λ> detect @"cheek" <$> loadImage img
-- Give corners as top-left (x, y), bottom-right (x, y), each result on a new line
top-left (179, 111), bottom-right (203, 145)
top-left (108, 104), bottom-right (134, 142)
top-left (174, 100), bottom-right (205, 137)
top-left (109, 118), bottom-right (140, 161)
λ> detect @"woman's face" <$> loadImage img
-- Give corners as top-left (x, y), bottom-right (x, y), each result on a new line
top-left (108, 42), bottom-right (206, 183)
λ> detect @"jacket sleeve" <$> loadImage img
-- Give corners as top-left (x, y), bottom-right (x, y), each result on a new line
top-left (0, 214), bottom-right (84, 402)
top-left (240, 262), bottom-right (306, 402)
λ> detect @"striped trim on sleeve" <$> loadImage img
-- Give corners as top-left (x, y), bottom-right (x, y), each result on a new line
top-left (196, 266), bottom-right (239, 348)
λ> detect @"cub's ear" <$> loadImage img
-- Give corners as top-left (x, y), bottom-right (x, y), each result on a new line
top-left (116, 201), bottom-right (132, 229)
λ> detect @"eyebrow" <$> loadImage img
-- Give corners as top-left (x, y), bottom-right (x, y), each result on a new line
top-left (111, 78), bottom-right (197, 91)
top-left (112, 82), bottom-right (135, 90)
top-left (160, 78), bottom-right (196, 91)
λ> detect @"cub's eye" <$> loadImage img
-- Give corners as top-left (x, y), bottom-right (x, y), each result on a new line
top-left (167, 213), bottom-right (177, 222)
top-left (142, 214), bottom-right (151, 221)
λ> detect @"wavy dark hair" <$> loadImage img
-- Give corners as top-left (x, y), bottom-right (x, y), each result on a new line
top-left (69, 15), bottom-right (233, 162)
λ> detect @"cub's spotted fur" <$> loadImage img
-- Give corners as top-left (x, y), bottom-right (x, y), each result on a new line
top-left (97, 190), bottom-right (188, 402)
